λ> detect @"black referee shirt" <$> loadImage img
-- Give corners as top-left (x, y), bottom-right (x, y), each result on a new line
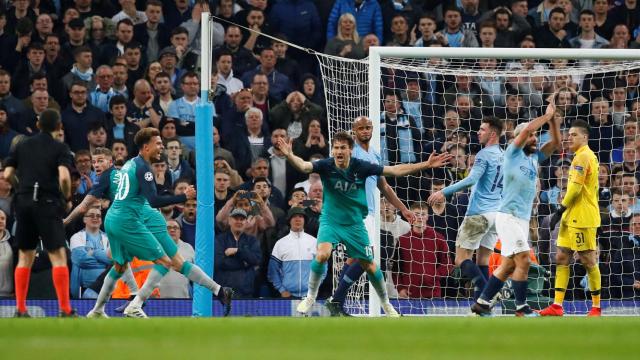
top-left (4, 132), bottom-right (72, 197)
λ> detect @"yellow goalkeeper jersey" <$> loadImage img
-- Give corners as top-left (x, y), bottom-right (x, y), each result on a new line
top-left (561, 145), bottom-right (601, 228)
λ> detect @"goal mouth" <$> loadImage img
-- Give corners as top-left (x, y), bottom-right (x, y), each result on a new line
top-left (319, 47), bottom-right (640, 316)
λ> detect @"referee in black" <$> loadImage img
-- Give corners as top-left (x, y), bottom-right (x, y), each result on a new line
top-left (4, 109), bottom-right (75, 317)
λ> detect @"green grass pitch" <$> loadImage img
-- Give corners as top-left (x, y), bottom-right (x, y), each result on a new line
top-left (1, 317), bottom-right (639, 359)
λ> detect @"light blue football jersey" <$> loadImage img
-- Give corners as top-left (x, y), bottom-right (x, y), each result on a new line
top-left (498, 143), bottom-right (546, 220)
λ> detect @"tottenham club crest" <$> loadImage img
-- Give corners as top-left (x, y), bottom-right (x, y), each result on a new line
top-left (144, 172), bottom-right (154, 182)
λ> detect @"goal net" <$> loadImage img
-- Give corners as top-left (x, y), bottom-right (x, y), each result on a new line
top-left (318, 47), bottom-right (640, 316)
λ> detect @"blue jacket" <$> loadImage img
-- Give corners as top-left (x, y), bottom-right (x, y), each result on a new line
top-left (327, 0), bottom-right (384, 44)
top-left (214, 231), bottom-right (262, 297)
top-left (69, 230), bottom-right (110, 298)
top-left (268, 230), bottom-right (320, 297)
top-left (241, 67), bottom-right (292, 103)
top-left (269, 0), bottom-right (322, 50)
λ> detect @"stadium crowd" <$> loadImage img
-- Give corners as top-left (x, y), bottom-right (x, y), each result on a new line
top-left (0, 0), bottom-right (639, 302)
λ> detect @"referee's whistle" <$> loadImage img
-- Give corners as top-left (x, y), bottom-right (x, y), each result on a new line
top-left (33, 182), bottom-right (39, 202)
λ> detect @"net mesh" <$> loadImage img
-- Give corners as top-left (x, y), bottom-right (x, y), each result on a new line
top-left (318, 51), bottom-right (640, 316)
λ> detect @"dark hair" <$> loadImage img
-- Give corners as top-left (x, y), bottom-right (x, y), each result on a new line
top-left (431, 179), bottom-right (446, 187)
top-left (479, 20), bottom-right (497, 31)
top-left (38, 109), bottom-right (60, 132)
top-left (116, 18), bottom-right (134, 29)
top-left (570, 119), bottom-right (590, 135)
top-left (171, 26), bottom-right (189, 37)
top-left (549, 7), bottom-right (566, 19)
top-left (611, 187), bottom-right (624, 197)
top-left (579, 9), bottom-right (596, 20)
top-left (30, 72), bottom-right (47, 84)
top-left (181, 71), bottom-right (199, 83)
top-left (146, 0), bottom-right (163, 8)
top-left (332, 131), bottom-right (354, 149)
top-left (154, 71), bottom-right (171, 81)
top-left (252, 177), bottom-right (270, 188)
top-left (482, 116), bottom-right (504, 135)
top-left (109, 94), bottom-right (128, 108)
top-left (124, 41), bottom-right (142, 52)
top-left (444, 6), bottom-right (462, 16)
top-left (73, 45), bottom-right (93, 58)
top-left (134, 127), bottom-right (161, 147)
top-left (88, 121), bottom-right (106, 132)
top-left (28, 42), bottom-right (45, 52)
top-left (70, 80), bottom-right (88, 91)
top-left (419, 12), bottom-right (437, 23)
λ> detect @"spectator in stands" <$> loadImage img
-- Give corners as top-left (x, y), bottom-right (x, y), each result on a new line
top-left (216, 50), bottom-right (243, 95)
top-left (44, 34), bottom-right (67, 84)
top-left (144, 61), bottom-right (162, 83)
top-left (209, 66), bottom-right (234, 119)
top-left (589, 97), bottom-right (624, 161)
top-left (380, 91), bottom-right (421, 165)
top-left (219, 88), bottom-right (253, 157)
top-left (608, 0), bottom-right (640, 35)
top-left (443, 75), bottom-right (482, 108)
top-left (292, 118), bottom-right (329, 162)
top-left (385, 14), bottom-right (412, 47)
top-left (214, 25), bottom-right (258, 78)
top-left (272, 37), bottom-right (301, 91)
top-left (592, 0), bottom-right (614, 41)
top-left (158, 219), bottom-right (195, 298)
top-left (603, 187), bottom-right (634, 231)
top-left (0, 209), bottom-right (14, 298)
top-left (69, 207), bottom-right (110, 298)
top-left (226, 107), bottom-right (271, 177)
top-left (414, 13), bottom-right (437, 47)
top-left (303, 181), bottom-right (322, 237)
top-left (61, 18), bottom-right (90, 67)
top-left (112, 0), bottom-right (147, 25)
top-left (215, 156), bottom-right (243, 189)
top-left (19, 89), bottom-right (48, 136)
top-left (89, 65), bottom-right (117, 113)
top-left (241, 47), bottom-right (291, 103)
top-left (181, 0), bottom-right (224, 54)
top-left (380, 198), bottom-right (411, 295)
top-left (62, 46), bottom-right (96, 98)
top-left (610, 24), bottom-right (632, 48)
top-left (23, 73), bottom-right (61, 112)
top-left (427, 179), bottom-right (461, 257)
top-left (215, 208), bottom-right (262, 298)
top-left (105, 95), bottom-right (137, 154)
top-left (217, 186), bottom-right (276, 238)
top-left (436, 7), bottom-right (478, 48)
top-left (270, 91), bottom-right (323, 140)
top-left (12, 42), bottom-right (50, 100)
top-left (153, 72), bottom-right (175, 114)
top-left (86, 121), bottom-right (108, 154)
top-left (250, 73), bottom-right (276, 121)
top-left (599, 164), bottom-right (613, 209)
top-left (327, 0), bottom-right (383, 44)
top-left (477, 20), bottom-right (497, 48)
top-left (33, 13), bottom-right (53, 44)
top-left (127, 78), bottom-right (160, 128)
top-left (99, 19), bottom-right (135, 65)
top-left (397, 202), bottom-right (452, 298)
top-left (528, 0), bottom-right (561, 28)
top-left (241, 7), bottom-right (271, 56)
top-left (157, 46), bottom-right (181, 93)
top-left (569, 10), bottom-right (609, 49)
top-left (459, 0), bottom-right (482, 37)
top-left (168, 72), bottom-right (200, 149)
top-left (164, 0), bottom-right (192, 31)
top-left (361, 33), bottom-right (380, 56)
top-left (123, 41), bottom-right (145, 90)
top-left (536, 7), bottom-right (572, 48)
top-left (215, 169), bottom-right (235, 221)
top-left (111, 139), bottom-right (129, 163)
top-left (609, 82), bottom-right (629, 130)
top-left (151, 154), bottom-right (173, 197)
top-left (213, 125), bottom-right (236, 168)
top-left (169, 26), bottom-right (198, 72)
top-left (455, 94), bottom-right (484, 133)
top-left (62, 81), bottom-right (107, 152)
top-left (166, 138), bottom-right (194, 183)
top-left (609, 212), bottom-right (640, 298)
top-left (541, 159), bottom-right (570, 208)
top-left (176, 198), bottom-right (196, 247)
top-left (239, 158), bottom-right (286, 207)
top-left (86, 16), bottom-right (112, 52)
top-left (325, 13), bottom-right (365, 59)
top-left (268, 207), bottom-right (318, 298)
top-left (74, 149), bottom-right (97, 196)
top-left (111, 62), bottom-right (129, 98)
top-left (489, 7), bottom-right (518, 48)
top-left (0, 104), bottom-right (18, 159)
top-left (269, 0), bottom-right (322, 53)
top-left (300, 73), bottom-right (325, 111)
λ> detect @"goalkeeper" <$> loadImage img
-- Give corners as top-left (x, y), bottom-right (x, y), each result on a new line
top-left (275, 132), bottom-right (451, 317)
top-left (427, 117), bottom-right (505, 301)
top-left (539, 119), bottom-right (602, 317)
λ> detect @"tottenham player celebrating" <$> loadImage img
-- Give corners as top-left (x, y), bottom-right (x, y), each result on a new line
top-left (275, 131), bottom-right (451, 317)
top-left (471, 98), bottom-right (560, 317)
top-left (427, 117), bottom-right (504, 301)
top-left (539, 119), bottom-right (602, 317)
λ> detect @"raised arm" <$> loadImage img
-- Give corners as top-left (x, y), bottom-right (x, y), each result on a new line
top-left (63, 194), bottom-right (100, 226)
top-left (513, 99), bottom-right (556, 149)
top-left (382, 151), bottom-right (452, 177)
top-left (541, 99), bottom-right (561, 157)
top-left (378, 177), bottom-right (414, 223)
top-left (275, 138), bottom-right (314, 174)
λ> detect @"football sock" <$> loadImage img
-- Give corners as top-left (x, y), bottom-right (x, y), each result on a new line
top-left (131, 264), bottom-right (169, 308)
top-left (512, 280), bottom-right (528, 309)
top-left (52, 266), bottom-right (72, 314)
top-left (367, 267), bottom-right (389, 304)
top-left (586, 265), bottom-right (602, 308)
top-left (121, 266), bottom-right (138, 295)
top-left (460, 259), bottom-right (486, 301)
top-left (306, 259), bottom-right (326, 300)
top-left (333, 263), bottom-right (365, 304)
top-left (180, 262), bottom-right (221, 296)
top-left (478, 276), bottom-right (504, 305)
top-left (94, 267), bottom-right (123, 312)
top-left (553, 265), bottom-right (570, 306)
top-left (14, 267), bottom-right (30, 313)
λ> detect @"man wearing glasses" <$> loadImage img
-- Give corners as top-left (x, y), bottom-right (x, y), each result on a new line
top-left (167, 71), bottom-right (200, 150)
top-left (69, 208), bottom-right (110, 299)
